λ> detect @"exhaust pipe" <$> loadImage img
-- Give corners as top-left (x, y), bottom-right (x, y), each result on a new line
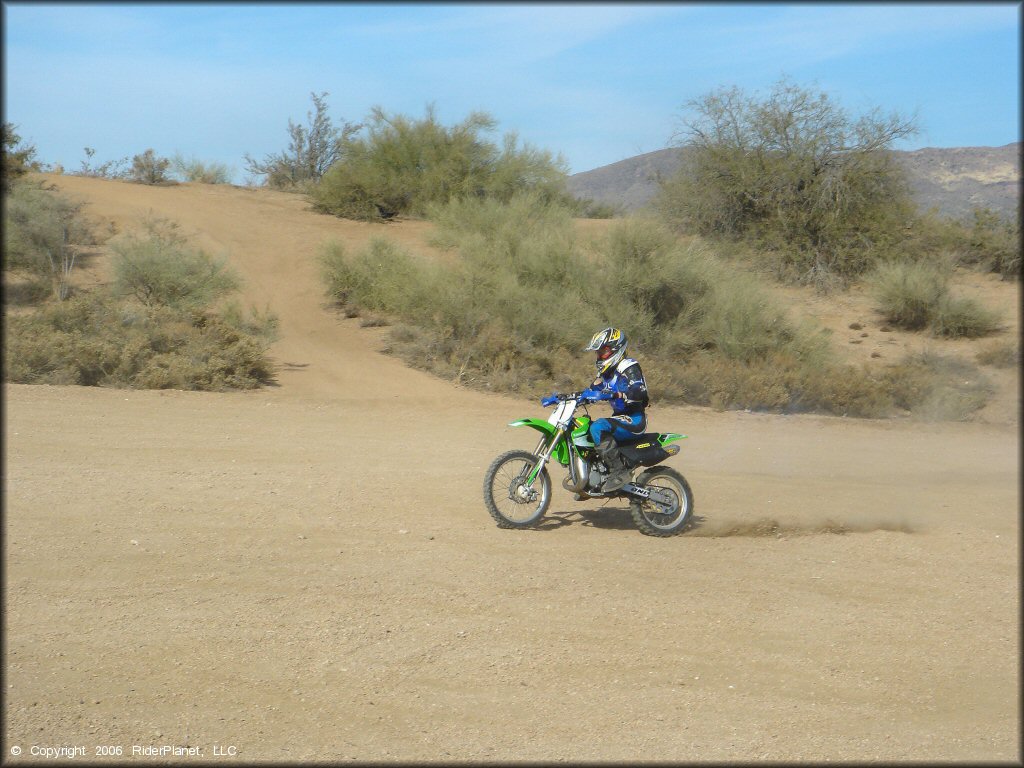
top-left (562, 452), bottom-right (590, 493)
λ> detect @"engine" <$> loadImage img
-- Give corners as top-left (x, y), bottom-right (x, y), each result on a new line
top-left (560, 452), bottom-right (612, 497)
top-left (587, 463), bottom-right (609, 492)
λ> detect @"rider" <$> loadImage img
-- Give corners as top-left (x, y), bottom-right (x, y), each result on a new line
top-left (583, 327), bottom-right (649, 492)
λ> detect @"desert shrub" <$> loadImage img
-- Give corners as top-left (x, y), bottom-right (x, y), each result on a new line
top-left (880, 351), bottom-right (993, 421)
top-left (965, 206), bottom-right (1020, 279)
top-left (975, 338), bottom-right (1020, 368)
top-left (656, 78), bottom-right (918, 287)
top-left (3, 179), bottom-right (100, 301)
top-left (588, 217), bottom-right (834, 371)
top-left (317, 239), bottom-right (353, 302)
top-left (319, 237), bottom-right (439, 324)
top-left (310, 105), bottom-right (569, 220)
top-left (130, 149), bottom-right (171, 185)
top-left (321, 198), bottom-right (901, 413)
top-left (4, 294), bottom-right (275, 390)
top-left (320, 193), bottom-right (595, 390)
top-left (319, 196), bottom-right (1000, 418)
top-left (791, 360), bottom-right (898, 417)
top-left (906, 206), bottom-right (1021, 280)
top-left (2, 123), bottom-right (40, 190)
top-left (430, 192), bottom-right (595, 349)
top-left (245, 91), bottom-right (361, 189)
top-left (7, 213), bottom-right (277, 392)
top-left (929, 293), bottom-right (1002, 338)
top-left (75, 147), bottom-right (129, 179)
top-left (867, 258), bottom-right (1001, 337)
top-left (171, 153), bottom-right (233, 184)
top-left (570, 198), bottom-right (623, 218)
top-left (427, 189), bottom-right (574, 249)
top-left (868, 258), bottom-right (949, 330)
top-left (110, 218), bottom-right (240, 309)
top-left (219, 300), bottom-right (280, 341)
top-left (651, 349), bottom-right (896, 417)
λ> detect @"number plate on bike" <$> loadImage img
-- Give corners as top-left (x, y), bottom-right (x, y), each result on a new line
top-left (548, 399), bottom-right (576, 427)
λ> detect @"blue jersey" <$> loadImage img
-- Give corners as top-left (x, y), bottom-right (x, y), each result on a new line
top-left (597, 358), bottom-right (649, 416)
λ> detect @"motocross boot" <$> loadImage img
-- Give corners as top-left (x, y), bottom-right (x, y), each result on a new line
top-left (597, 435), bottom-right (632, 492)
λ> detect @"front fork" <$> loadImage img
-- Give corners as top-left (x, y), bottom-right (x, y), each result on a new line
top-left (526, 430), bottom-right (563, 486)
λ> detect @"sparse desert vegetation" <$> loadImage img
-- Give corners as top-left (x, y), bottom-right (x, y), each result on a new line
top-left (2, 81), bottom-right (1018, 419)
top-left (3, 175), bottom-right (278, 390)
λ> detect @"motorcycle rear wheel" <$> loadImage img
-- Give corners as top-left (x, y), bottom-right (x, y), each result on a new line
top-left (629, 466), bottom-right (694, 536)
top-left (483, 449), bottom-right (551, 529)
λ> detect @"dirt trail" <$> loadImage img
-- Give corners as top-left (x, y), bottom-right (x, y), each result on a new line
top-left (4, 177), bottom-right (1020, 762)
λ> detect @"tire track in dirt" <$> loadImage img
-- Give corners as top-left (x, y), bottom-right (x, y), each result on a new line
top-left (687, 517), bottom-right (916, 537)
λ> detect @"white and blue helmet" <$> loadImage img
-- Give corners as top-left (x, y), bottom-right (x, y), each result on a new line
top-left (585, 327), bottom-right (627, 376)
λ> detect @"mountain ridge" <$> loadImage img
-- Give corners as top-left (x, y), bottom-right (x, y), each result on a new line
top-left (568, 142), bottom-right (1021, 221)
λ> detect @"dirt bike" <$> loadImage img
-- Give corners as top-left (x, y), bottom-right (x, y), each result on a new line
top-left (483, 389), bottom-right (694, 536)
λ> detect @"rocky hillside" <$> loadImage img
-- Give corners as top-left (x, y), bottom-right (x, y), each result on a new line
top-left (568, 143), bottom-right (1021, 221)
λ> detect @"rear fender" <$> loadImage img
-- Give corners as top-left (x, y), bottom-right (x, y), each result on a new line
top-left (655, 432), bottom-right (686, 461)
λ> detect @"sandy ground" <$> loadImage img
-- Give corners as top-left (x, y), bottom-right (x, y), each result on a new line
top-left (3, 176), bottom-right (1020, 763)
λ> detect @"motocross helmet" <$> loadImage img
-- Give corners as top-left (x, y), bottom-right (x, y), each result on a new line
top-left (585, 327), bottom-right (627, 376)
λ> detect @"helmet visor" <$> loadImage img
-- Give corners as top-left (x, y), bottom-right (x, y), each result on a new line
top-left (597, 345), bottom-right (616, 361)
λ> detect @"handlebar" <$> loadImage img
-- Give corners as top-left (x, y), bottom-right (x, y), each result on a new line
top-left (541, 388), bottom-right (613, 407)
top-left (541, 392), bottom-right (576, 407)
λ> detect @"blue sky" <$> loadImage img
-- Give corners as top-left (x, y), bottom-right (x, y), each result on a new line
top-left (3, 2), bottom-right (1020, 181)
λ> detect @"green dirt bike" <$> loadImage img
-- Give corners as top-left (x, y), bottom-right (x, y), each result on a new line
top-left (483, 390), bottom-right (694, 536)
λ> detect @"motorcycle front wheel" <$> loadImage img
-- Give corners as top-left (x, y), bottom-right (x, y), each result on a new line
top-left (483, 449), bottom-right (551, 529)
top-left (629, 466), bottom-right (694, 537)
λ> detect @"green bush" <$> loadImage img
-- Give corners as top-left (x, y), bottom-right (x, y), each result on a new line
top-left (656, 78), bottom-right (919, 287)
top-left (906, 206), bottom-right (1021, 280)
top-left (930, 294), bottom-right (1002, 339)
top-left (3, 275), bottom-right (52, 305)
top-left (321, 195), bottom-right (1007, 417)
top-left (2, 123), bottom-right (40, 190)
top-left (868, 258), bottom-right (949, 330)
top-left (310, 105), bottom-right (569, 221)
top-left (966, 206), bottom-right (1020, 278)
top-left (319, 197), bottom-right (908, 415)
top-left (4, 294), bottom-right (275, 390)
top-left (570, 198), bottom-right (623, 219)
top-left (316, 195), bottom-right (1001, 419)
top-left (867, 258), bottom-right (1001, 337)
top-left (3, 179), bottom-right (100, 301)
top-left (6, 211), bottom-right (278, 392)
top-left (110, 218), bottom-right (241, 309)
top-left (130, 149), bottom-right (171, 185)
top-left (319, 237), bottom-right (439, 323)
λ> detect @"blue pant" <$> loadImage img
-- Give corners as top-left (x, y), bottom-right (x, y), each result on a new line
top-left (589, 412), bottom-right (646, 445)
